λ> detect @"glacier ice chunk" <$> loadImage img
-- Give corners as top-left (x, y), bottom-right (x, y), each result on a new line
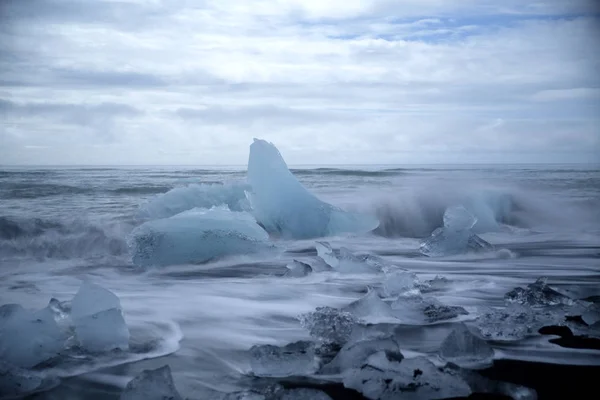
top-left (281, 389), bottom-right (333, 400)
top-left (129, 207), bottom-right (270, 267)
top-left (505, 277), bottom-right (573, 307)
top-left (474, 304), bottom-right (562, 341)
top-left (382, 270), bottom-right (420, 297)
top-left (249, 341), bottom-right (319, 377)
top-left (120, 365), bottom-right (183, 400)
top-left (299, 307), bottom-right (357, 346)
top-left (315, 242), bottom-right (381, 274)
top-left (343, 352), bottom-right (471, 400)
top-left (138, 182), bottom-right (250, 220)
top-left (0, 303), bottom-right (66, 368)
top-left (420, 206), bottom-right (494, 257)
top-left (390, 295), bottom-right (468, 324)
top-left (440, 324), bottom-right (494, 368)
top-left (284, 260), bottom-right (313, 277)
top-left (247, 139), bottom-right (379, 239)
top-left (343, 291), bottom-right (399, 323)
top-left (72, 281), bottom-right (129, 353)
top-left (321, 337), bottom-right (402, 374)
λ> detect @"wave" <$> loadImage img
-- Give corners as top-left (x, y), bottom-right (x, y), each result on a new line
top-left (0, 215), bottom-right (130, 260)
top-left (0, 183), bottom-right (173, 199)
top-left (370, 183), bottom-right (598, 238)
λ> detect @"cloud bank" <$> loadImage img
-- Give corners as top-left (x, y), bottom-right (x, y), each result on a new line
top-left (1, 0), bottom-right (599, 165)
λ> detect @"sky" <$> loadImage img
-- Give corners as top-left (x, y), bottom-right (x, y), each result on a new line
top-left (0, 0), bottom-right (599, 165)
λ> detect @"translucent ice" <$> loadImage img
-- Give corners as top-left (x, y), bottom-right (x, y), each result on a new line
top-left (247, 139), bottom-right (379, 239)
top-left (321, 337), bottom-right (402, 374)
top-left (315, 242), bottom-right (381, 274)
top-left (138, 182), bottom-right (250, 219)
top-left (390, 295), bottom-right (468, 324)
top-left (505, 277), bottom-right (574, 307)
top-left (440, 324), bottom-right (494, 368)
top-left (249, 341), bottom-right (319, 377)
top-left (129, 207), bottom-right (270, 267)
top-left (420, 206), bottom-right (494, 257)
top-left (343, 291), bottom-right (399, 323)
top-left (382, 270), bottom-right (420, 297)
top-left (342, 352), bottom-right (471, 400)
top-left (0, 360), bottom-right (60, 398)
top-left (0, 303), bottom-right (66, 368)
top-left (72, 281), bottom-right (129, 353)
top-left (299, 307), bottom-right (357, 345)
top-left (120, 365), bottom-right (183, 400)
top-left (475, 304), bottom-right (562, 340)
top-left (284, 260), bottom-right (313, 277)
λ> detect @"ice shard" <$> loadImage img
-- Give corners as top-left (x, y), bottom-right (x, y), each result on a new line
top-left (120, 365), bottom-right (183, 400)
top-left (440, 324), bottom-right (494, 368)
top-left (72, 281), bottom-right (130, 353)
top-left (420, 206), bottom-right (494, 257)
top-left (249, 341), bottom-right (320, 377)
top-left (247, 139), bottom-right (379, 239)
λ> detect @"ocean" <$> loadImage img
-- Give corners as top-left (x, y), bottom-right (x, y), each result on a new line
top-left (1, 164), bottom-right (599, 399)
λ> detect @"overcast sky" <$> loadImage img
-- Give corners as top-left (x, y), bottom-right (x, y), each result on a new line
top-left (1, 0), bottom-right (599, 165)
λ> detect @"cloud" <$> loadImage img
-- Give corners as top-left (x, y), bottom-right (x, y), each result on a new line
top-left (0, 0), bottom-right (598, 165)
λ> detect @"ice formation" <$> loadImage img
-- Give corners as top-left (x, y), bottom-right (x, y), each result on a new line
top-left (420, 206), bottom-right (494, 257)
top-left (382, 270), bottom-right (420, 297)
top-left (72, 281), bottom-right (130, 352)
top-left (138, 182), bottom-right (250, 220)
top-left (315, 242), bottom-right (381, 274)
top-left (475, 304), bottom-right (561, 340)
top-left (342, 351), bottom-right (471, 400)
top-left (505, 277), bottom-right (574, 307)
top-left (129, 207), bottom-right (270, 267)
top-left (0, 360), bottom-right (60, 398)
top-left (343, 291), bottom-right (399, 323)
top-left (0, 303), bottom-right (66, 368)
top-left (249, 341), bottom-right (320, 377)
top-left (321, 337), bottom-right (402, 374)
top-left (299, 307), bottom-right (357, 345)
top-left (284, 260), bottom-right (313, 277)
top-left (247, 139), bottom-right (379, 239)
top-left (280, 389), bottom-right (333, 400)
top-left (120, 365), bottom-right (183, 400)
top-left (440, 324), bottom-right (494, 368)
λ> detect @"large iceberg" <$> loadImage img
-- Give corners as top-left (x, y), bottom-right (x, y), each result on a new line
top-left (72, 281), bottom-right (130, 353)
top-left (420, 206), bottom-right (494, 257)
top-left (0, 303), bottom-right (66, 368)
top-left (247, 139), bottom-right (379, 239)
top-left (129, 207), bottom-right (270, 267)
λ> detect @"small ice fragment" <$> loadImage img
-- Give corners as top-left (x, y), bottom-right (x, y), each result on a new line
top-left (315, 242), bottom-right (380, 274)
top-left (299, 307), bottom-right (356, 345)
top-left (420, 206), bottom-right (494, 257)
top-left (390, 296), bottom-right (468, 324)
top-left (315, 242), bottom-right (338, 269)
top-left (0, 304), bottom-right (66, 368)
top-left (321, 337), bottom-right (402, 374)
top-left (440, 324), bottom-right (494, 368)
top-left (247, 139), bottom-right (379, 239)
top-left (72, 281), bottom-right (129, 353)
top-left (474, 304), bottom-right (561, 341)
top-left (505, 277), bottom-right (574, 307)
top-left (0, 360), bottom-right (60, 398)
top-left (129, 207), bottom-right (270, 267)
top-left (120, 365), bottom-right (183, 400)
top-left (343, 291), bottom-right (398, 323)
top-left (444, 205), bottom-right (477, 231)
top-left (249, 341), bottom-right (319, 377)
top-left (382, 270), bottom-right (419, 297)
top-left (284, 260), bottom-right (313, 277)
top-left (343, 352), bottom-right (471, 400)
